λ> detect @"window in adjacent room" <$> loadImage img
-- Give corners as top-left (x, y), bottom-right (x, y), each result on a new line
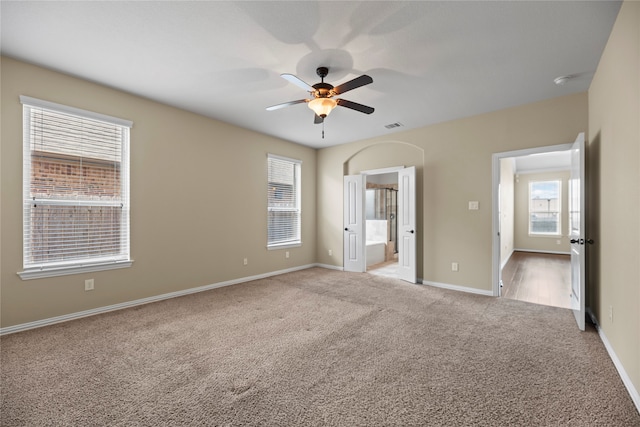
top-left (267, 154), bottom-right (301, 249)
top-left (19, 96), bottom-right (133, 279)
top-left (529, 180), bottom-right (561, 235)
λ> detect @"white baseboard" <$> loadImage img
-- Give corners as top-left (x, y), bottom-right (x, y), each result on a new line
top-left (0, 263), bottom-right (318, 336)
top-left (314, 263), bottom-right (343, 271)
top-left (586, 308), bottom-right (640, 414)
top-left (500, 249), bottom-right (514, 270)
top-left (422, 280), bottom-right (494, 296)
top-left (514, 248), bottom-right (571, 255)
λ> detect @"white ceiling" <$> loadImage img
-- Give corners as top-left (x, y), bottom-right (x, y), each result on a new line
top-left (0, 1), bottom-right (621, 149)
top-left (514, 150), bottom-right (572, 174)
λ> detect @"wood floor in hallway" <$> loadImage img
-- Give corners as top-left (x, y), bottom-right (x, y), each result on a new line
top-left (501, 251), bottom-right (571, 309)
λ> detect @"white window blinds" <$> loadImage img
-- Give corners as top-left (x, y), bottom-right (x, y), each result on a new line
top-left (267, 154), bottom-right (301, 248)
top-left (20, 96), bottom-right (132, 278)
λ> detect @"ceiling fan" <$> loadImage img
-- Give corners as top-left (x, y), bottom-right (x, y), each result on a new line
top-left (266, 67), bottom-right (374, 126)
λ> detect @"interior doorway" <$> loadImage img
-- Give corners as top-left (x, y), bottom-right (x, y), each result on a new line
top-left (492, 143), bottom-right (575, 310)
top-left (344, 166), bottom-right (417, 283)
top-left (365, 172), bottom-right (399, 279)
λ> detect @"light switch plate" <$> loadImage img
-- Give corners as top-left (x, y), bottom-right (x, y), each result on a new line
top-left (468, 201), bottom-right (479, 210)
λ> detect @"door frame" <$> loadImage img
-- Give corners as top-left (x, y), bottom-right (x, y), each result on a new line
top-left (491, 143), bottom-right (573, 297)
top-left (344, 166), bottom-right (411, 275)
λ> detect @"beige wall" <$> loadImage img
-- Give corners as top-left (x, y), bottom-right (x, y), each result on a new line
top-left (499, 158), bottom-right (515, 266)
top-left (588, 1), bottom-right (640, 402)
top-left (317, 92), bottom-right (587, 289)
top-left (514, 171), bottom-right (571, 253)
top-left (1, 57), bottom-right (317, 328)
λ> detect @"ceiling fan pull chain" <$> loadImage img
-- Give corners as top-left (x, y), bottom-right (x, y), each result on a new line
top-left (322, 120), bottom-right (325, 139)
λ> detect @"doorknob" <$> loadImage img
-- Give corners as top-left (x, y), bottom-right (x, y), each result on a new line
top-left (570, 238), bottom-right (585, 245)
top-left (570, 239), bottom-right (579, 244)
top-left (407, 230), bottom-right (415, 234)
top-left (587, 239), bottom-right (594, 244)
top-left (344, 228), bottom-right (349, 231)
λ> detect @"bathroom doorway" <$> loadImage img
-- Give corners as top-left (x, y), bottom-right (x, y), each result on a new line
top-left (365, 171), bottom-right (399, 279)
top-left (344, 165), bottom-right (416, 283)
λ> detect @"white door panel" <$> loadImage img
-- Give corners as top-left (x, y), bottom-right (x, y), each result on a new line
top-left (398, 167), bottom-right (417, 283)
top-left (344, 175), bottom-right (365, 272)
top-left (569, 133), bottom-right (586, 331)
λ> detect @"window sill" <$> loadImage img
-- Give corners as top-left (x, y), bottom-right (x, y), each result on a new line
top-left (18, 260), bottom-right (133, 280)
top-left (267, 242), bottom-right (302, 251)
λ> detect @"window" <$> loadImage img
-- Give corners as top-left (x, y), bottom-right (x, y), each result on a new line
top-left (19, 96), bottom-right (132, 279)
top-left (267, 154), bottom-right (301, 248)
top-left (529, 180), bottom-right (561, 235)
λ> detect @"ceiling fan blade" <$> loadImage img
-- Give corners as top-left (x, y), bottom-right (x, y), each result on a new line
top-left (314, 114), bottom-right (324, 124)
top-left (266, 99), bottom-right (309, 111)
top-left (333, 75), bottom-right (373, 95)
top-left (281, 73), bottom-right (314, 92)
top-left (336, 99), bottom-right (375, 114)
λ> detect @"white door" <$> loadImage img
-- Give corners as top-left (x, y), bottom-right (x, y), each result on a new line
top-left (398, 167), bottom-right (417, 283)
top-left (569, 133), bottom-right (586, 331)
top-left (343, 174), bottom-right (365, 272)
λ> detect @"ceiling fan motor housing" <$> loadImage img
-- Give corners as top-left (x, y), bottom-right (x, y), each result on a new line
top-left (316, 66), bottom-right (329, 79)
top-left (312, 82), bottom-right (334, 98)
top-left (313, 67), bottom-right (334, 98)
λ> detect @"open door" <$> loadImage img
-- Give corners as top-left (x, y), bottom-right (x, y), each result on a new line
top-left (569, 133), bottom-right (586, 330)
top-left (398, 167), bottom-right (417, 283)
top-left (343, 174), bottom-right (365, 272)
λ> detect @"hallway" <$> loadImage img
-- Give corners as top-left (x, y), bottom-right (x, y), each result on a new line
top-left (501, 251), bottom-right (571, 309)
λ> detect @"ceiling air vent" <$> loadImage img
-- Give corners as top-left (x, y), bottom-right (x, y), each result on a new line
top-left (384, 122), bottom-right (403, 129)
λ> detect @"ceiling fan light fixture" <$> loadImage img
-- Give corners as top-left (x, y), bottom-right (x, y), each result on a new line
top-left (308, 97), bottom-right (337, 117)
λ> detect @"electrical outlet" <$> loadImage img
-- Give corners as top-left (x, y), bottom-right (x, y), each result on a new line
top-left (468, 201), bottom-right (479, 210)
top-left (285, 251), bottom-right (290, 259)
top-left (243, 258), bottom-right (248, 266)
top-left (328, 249), bottom-right (332, 256)
top-left (608, 305), bottom-right (613, 322)
top-left (451, 262), bottom-right (459, 272)
top-left (84, 279), bottom-right (94, 291)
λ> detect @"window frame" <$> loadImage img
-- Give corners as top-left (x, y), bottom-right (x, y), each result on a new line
top-left (267, 153), bottom-right (302, 250)
top-left (18, 96), bottom-right (133, 280)
top-left (528, 179), bottom-right (562, 236)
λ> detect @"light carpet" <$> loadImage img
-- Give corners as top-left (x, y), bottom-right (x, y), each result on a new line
top-left (2, 268), bottom-right (639, 426)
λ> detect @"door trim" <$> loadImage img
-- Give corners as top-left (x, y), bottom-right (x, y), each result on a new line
top-left (361, 166), bottom-right (405, 176)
